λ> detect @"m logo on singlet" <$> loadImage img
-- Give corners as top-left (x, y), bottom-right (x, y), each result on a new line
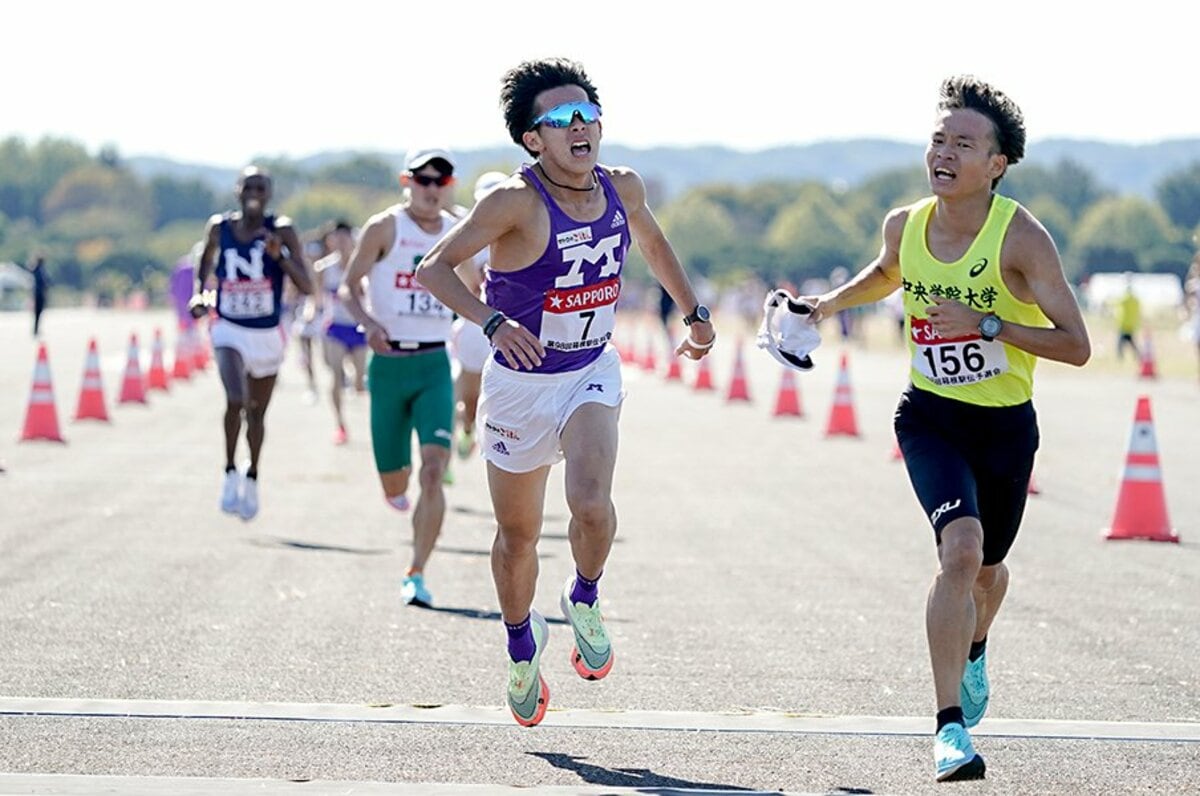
top-left (223, 244), bottom-right (266, 280)
top-left (555, 233), bottom-right (623, 289)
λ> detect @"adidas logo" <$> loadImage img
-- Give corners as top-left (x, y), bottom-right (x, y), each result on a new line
top-left (492, 441), bottom-right (510, 455)
top-left (611, 210), bottom-right (625, 229)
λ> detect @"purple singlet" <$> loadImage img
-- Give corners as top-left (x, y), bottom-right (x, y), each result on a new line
top-left (486, 165), bottom-right (629, 374)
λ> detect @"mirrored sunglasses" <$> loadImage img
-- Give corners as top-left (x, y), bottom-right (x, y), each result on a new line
top-left (529, 100), bottom-right (602, 130)
top-left (409, 173), bottom-right (454, 187)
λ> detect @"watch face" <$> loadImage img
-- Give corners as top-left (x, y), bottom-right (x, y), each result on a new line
top-left (696, 305), bottom-right (711, 323)
top-left (980, 315), bottom-right (1002, 338)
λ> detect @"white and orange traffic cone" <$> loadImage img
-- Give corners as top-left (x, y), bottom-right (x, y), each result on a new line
top-left (172, 327), bottom-right (193, 381)
top-left (1104, 396), bottom-right (1178, 543)
top-left (694, 354), bottom-right (715, 392)
top-left (726, 342), bottom-right (751, 402)
top-left (74, 338), bottom-right (110, 422)
top-left (20, 343), bottom-right (66, 442)
top-left (147, 328), bottom-right (170, 391)
top-left (118, 333), bottom-right (148, 404)
top-left (772, 367), bottom-right (802, 417)
top-left (824, 353), bottom-right (860, 437)
top-left (1138, 330), bottom-right (1157, 380)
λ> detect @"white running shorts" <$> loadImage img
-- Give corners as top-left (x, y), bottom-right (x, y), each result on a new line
top-left (210, 319), bottom-right (287, 379)
top-left (451, 316), bottom-right (491, 374)
top-left (479, 345), bottom-right (624, 473)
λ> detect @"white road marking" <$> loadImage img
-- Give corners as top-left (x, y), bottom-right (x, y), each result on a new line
top-left (1, 696), bottom-right (1197, 742)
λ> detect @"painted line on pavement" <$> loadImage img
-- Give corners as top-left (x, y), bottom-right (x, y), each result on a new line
top-left (1, 696), bottom-right (1197, 743)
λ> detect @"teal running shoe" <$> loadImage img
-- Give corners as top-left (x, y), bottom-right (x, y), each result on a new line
top-left (507, 610), bottom-right (550, 727)
top-left (934, 722), bottom-right (986, 781)
top-left (961, 651), bottom-right (990, 728)
top-left (400, 573), bottom-right (433, 608)
top-left (559, 578), bottom-right (614, 680)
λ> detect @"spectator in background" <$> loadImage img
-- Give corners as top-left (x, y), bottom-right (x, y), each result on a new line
top-left (1113, 272), bottom-right (1142, 362)
top-left (829, 266), bottom-right (856, 340)
top-left (22, 256), bottom-right (49, 337)
top-left (1185, 255), bottom-right (1200, 382)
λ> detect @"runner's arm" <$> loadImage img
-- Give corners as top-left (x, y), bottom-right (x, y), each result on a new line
top-left (417, 190), bottom-right (545, 370)
top-left (338, 216), bottom-right (391, 352)
top-left (613, 168), bottom-right (714, 358)
top-left (273, 223), bottom-right (313, 295)
top-left (808, 209), bottom-right (905, 322)
top-left (189, 216), bottom-right (222, 318)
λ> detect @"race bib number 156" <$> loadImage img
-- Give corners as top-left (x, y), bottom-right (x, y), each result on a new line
top-left (910, 317), bottom-right (1008, 386)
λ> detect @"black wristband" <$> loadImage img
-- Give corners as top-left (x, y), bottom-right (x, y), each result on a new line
top-left (482, 311), bottom-right (506, 339)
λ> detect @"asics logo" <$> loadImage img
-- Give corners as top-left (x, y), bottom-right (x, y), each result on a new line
top-left (930, 499), bottom-right (962, 525)
top-left (969, 258), bottom-right (989, 278)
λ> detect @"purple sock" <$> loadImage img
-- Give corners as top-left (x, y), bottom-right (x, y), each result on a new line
top-left (570, 569), bottom-right (601, 605)
top-left (505, 615), bottom-right (535, 662)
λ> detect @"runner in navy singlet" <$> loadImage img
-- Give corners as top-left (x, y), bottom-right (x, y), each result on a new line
top-left (190, 167), bottom-right (313, 521)
top-left (416, 58), bottom-right (716, 727)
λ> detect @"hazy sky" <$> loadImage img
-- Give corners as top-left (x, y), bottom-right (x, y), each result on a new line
top-left (5, 1), bottom-right (1196, 166)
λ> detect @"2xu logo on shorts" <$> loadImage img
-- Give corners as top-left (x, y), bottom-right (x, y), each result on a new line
top-left (930, 498), bottom-right (962, 526)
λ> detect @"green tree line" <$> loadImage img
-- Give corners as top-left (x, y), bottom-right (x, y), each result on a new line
top-left (2, 135), bottom-right (1199, 302)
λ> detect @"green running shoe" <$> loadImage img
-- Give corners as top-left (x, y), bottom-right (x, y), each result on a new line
top-left (507, 610), bottom-right (550, 727)
top-left (961, 651), bottom-right (990, 728)
top-left (559, 578), bottom-right (613, 680)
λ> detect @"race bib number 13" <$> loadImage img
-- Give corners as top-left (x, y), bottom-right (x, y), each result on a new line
top-left (910, 317), bottom-right (1008, 386)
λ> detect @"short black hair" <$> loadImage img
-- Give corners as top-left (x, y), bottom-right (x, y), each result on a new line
top-left (501, 58), bottom-right (600, 157)
top-left (938, 76), bottom-right (1026, 187)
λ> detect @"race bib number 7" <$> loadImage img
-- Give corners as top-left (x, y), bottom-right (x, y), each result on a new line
top-left (910, 317), bottom-right (1007, 386)
top-left (541, 277), bottom-right (620, 352)
top-left (219, 278), bottom-right (274, 320)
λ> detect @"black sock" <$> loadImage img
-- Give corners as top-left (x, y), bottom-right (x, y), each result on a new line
top-left (969, 637), bottom-right (987, 662)
top-left (224, 464), bottom-right (236, 474)
top-left (936, 707), bottom-right (965, 732)
top-left (246, 469), bottom-right (258, 480)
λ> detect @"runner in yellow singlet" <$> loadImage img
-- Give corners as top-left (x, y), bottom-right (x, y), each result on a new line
top-left (798, 76), bottom-right (1091, 782)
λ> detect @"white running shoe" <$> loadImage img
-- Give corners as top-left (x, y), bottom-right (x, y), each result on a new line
top-left (238, 475), bottom-right (259, 521)
top-left (219, 470), bottom-right (240, 514)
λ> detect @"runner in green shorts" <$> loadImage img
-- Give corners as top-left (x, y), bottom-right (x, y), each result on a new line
top-left (340, 148), bottom-right (466, 608)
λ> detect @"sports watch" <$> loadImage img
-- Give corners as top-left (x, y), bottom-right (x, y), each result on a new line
top-left (978, 313), bottom-right (1003, 342)
top-left (683, 304), bottom-right (711, 326)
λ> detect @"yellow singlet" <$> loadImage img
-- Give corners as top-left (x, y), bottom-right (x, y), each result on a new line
top-left (899, 195), bottom-right (1049, 407)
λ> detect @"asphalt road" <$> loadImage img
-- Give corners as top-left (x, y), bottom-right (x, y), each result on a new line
top-left (1, 308), bottom-right (1197, 795)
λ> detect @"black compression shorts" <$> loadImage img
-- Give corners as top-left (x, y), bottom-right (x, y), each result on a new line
top-left (893, 384), bottom-right (1039, 565)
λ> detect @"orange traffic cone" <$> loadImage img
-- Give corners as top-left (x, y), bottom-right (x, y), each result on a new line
top-left (118, 333), bottom-right (148, 404)
top-left (665, 354), bottom-right (683, 382)
top-left (1104, 396), bottom-right (1178, 542)
top-left (147, 328), bottom-right (170, 391)
top-left (1138, 330), bottom-right (1157, 379)
top-left (20, 343), bottom-right (66, 442)
top-left (172, 328), bottom-right (193, 381)
top-left (74, 338), bottom-right (110, 422)
top-left (726, 343), bottom-right (751, 402)
top-left (825, 353), bottom-right (860, 437)
top-left (640, 333), bottom-right (658, 373)
top-left (772, 368), bottom-right (802, 417)
top-left (694, 354), bottom-right (715, 392)
top-left (192, 325), bottom-right (210, 371)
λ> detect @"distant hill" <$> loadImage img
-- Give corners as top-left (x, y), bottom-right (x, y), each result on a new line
top-left (127, 138), bottom-right (1200, 202)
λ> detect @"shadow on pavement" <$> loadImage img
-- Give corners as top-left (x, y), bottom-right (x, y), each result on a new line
top-left (527, 752), bottom-right (783, 793)
top-left (420, 605), bottom-right (569, 625)
top-left (249, 536), bottom-right (391, 555)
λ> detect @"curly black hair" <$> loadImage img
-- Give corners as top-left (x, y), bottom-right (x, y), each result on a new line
top-left (938, 76), bottom-right (1026, 188)
top-left (501, 58), bottom-right (601, 157)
